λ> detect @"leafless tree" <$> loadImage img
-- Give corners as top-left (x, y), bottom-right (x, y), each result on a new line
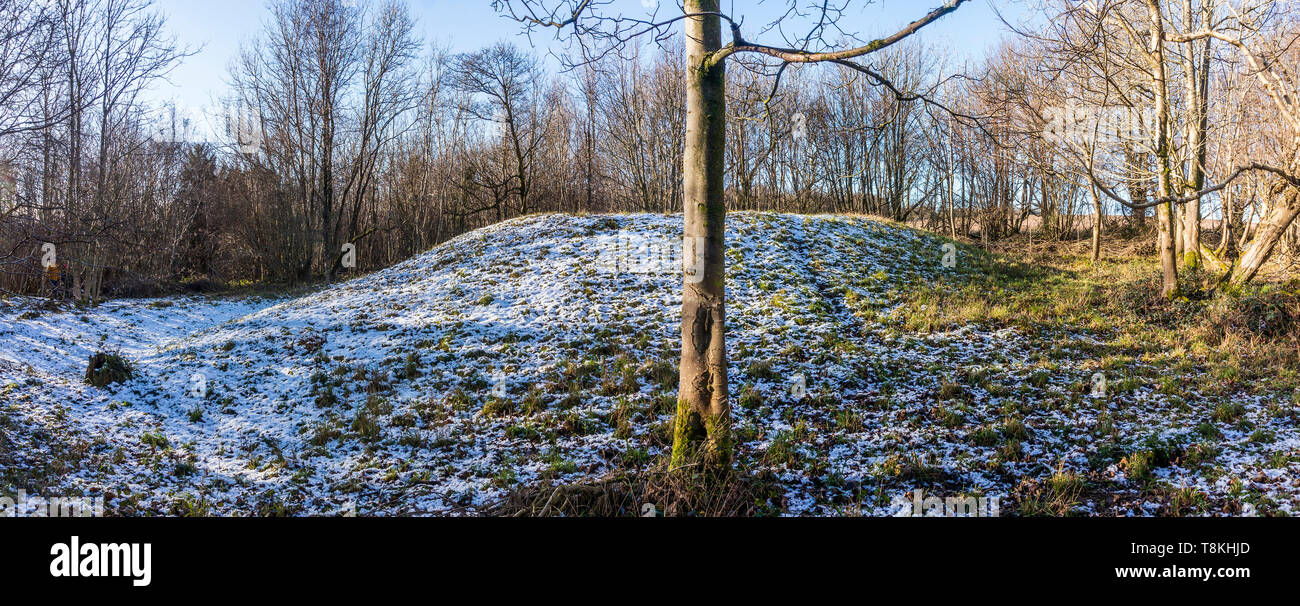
top-left (492, 0), bottom-right (971, 471)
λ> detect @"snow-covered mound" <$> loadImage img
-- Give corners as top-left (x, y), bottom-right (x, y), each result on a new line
top-left (1, 212), bottom-right (1295, 516)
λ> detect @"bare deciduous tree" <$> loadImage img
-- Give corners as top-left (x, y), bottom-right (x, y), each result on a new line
top-left (492, 0), bottom-right (970, 471)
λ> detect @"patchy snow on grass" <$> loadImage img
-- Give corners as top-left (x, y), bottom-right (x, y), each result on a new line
top-left (0, 212), bottom-right (1295, 516)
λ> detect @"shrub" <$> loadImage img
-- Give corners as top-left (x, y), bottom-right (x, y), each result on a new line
top-left (1122, 450), bottom-right (1154, 484)
top-left (1212, 287), bottom-right (1298, 340)
top-left (85, 352), bottom-right (134, 388)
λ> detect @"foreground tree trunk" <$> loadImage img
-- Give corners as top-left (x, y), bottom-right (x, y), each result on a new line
top-left (1157, 201), bottom-right (1178, 294)
top-left (1145, 0), bottom-right (1179, 297)
top-left (672, 0), bottom-right (730, 470)
top-left (1173, 204), bottom-right (1184, 262)
top-left (1180, 0), bottom-right (1211, 270)
top-left (1089, 183), bottom-right (1102, 263)
top-left (1219, 188), bottom-right (1237, 261)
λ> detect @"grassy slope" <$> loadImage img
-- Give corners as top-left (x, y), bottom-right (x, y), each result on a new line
top-left (1, 212), bottom-right (1296, 516)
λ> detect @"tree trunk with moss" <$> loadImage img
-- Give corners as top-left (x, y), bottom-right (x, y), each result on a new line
top-left (672, 0), bottom-right (731, 471)
top-left (1090, 183), bottom-right (1102, 263)
top-left (1180, 0), bottom-right (1212, 271)
top-left (1145, 0), bottom-right (1179, 297)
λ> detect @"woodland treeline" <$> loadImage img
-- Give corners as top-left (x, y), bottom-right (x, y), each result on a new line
top-left (1, 0), bottom-right (1298, 298)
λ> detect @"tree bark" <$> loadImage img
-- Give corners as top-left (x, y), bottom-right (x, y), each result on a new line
top-left (1145, 0), bottom-right (1179, 297)
top-left (1219, 186), bottom-right (1237, 260)
top-left (1090, 183), bottom-right (1102, 263)
top-left (1180, 0), bottom-right (1211, 270)
top-left (1232, 189), bottom-right (1300, 285)
top-left (672, 0), bottom-right (730, 471)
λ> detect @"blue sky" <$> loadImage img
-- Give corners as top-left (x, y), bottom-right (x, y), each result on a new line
top-left (147, 0), bottom-right (1028, 131)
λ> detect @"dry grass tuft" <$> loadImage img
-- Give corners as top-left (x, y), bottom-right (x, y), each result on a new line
top-left (492, 461), bottom-right (785, 517)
